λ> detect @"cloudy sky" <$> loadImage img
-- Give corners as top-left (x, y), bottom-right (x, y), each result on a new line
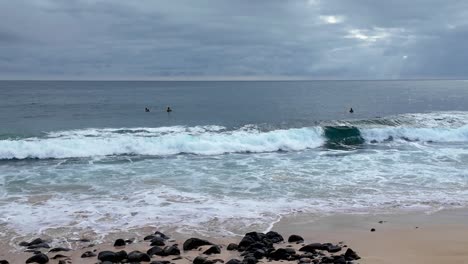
top-left (0, 0), bottom-right (467, 80)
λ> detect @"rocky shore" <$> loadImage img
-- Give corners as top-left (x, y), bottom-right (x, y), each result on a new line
top-left (0, 231), bottom-right (360, 264)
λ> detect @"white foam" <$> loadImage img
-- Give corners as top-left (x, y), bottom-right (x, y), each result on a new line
top-left (0, 126), bottom-right (324, 159)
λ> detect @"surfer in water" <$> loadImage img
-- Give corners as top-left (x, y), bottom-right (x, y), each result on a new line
top-left (145, 107), bottom-right (150, 112)
top-left (166, 106), bottom-right (172, 113)
top-left (349, 107), bottom-right (354, 113)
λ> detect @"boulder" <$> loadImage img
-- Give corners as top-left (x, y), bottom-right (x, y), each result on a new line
top-left (98, 251), bottom-right (118, 262)
top-left (115, 250), bottom-right (128, 261)
top-left (114, 238), bottom-right (126, 247)
top-left (81, 251), bottom-right (97, 258)
top-left (265, 231), bottom-right (284, 243)
top-left (226, 259), bottom-right (241, 264)
top-left (164, 245), bottom-right (181, 255)
top-left (29, 238), bottom-right (45, 246)
top-left (150, 237), bottom-right (166, 246)
top-left (203, 245), bottom-right (221, 255)
top-left (344, 248), bottom-right (360, 261)
top-left (128, 251), bottom-right (151, 262)
top-left (242, 256), bottom-right (257, 264)
top-left (268, 248), bottom-right (295, 260)
top-left (27, 243), bottom-right (50, 249)
top-left (154, 231), bottom-right (170, 239)
top-left (144, 235), bottom-right (156, 241)
top-left (49, 247), bottom-right (70, 253)
top-left (287, 235), bottom-right (303, 243)
top-left (147, 246), bottom-right (164, 257)
top-left (193, 256), bottom-right (209, 264)
top-left (299, 243), bottom-right (324, 252)
top-left (25, 253), bottom-right (49, 264)
top-left (183, 238), bottom-right (213, 250)
top-left (226, 243), bottom-right (238, 251)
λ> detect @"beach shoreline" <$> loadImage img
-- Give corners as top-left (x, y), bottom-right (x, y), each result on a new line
top-left (1, 209), bottom-right (468, 263)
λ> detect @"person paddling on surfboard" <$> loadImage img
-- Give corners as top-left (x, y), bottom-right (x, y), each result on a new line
top-left (349, 107), bottom-right (354, 113)
top-left (166, 106), bottom-right (172, 113)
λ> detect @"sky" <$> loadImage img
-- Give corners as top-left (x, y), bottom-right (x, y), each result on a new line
top-left (0, 0), bottom-right (467, 80)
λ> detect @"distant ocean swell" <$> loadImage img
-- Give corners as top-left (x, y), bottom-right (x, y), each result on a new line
top-left (1, 112), bottom-right (468, 160)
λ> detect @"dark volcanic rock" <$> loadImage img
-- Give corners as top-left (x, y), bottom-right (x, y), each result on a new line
top-left (49, 247), bottom-right (71, 253)
top-left (151, 261), bottom-right (171, 264)
top-left (144, 235), bottom-right (156, 240)
top-left (238, 236), bottom-right (255, 250)
top-left (98, 251), bottom-right (118, 262)
top-left (164, 245), bottom-right (181, 255)
top-left (344, 248), bottom-right (360, 261)
top-left (51, 254), bottom-right (68, 259)
top-left (147, 246), bottom-right (164, 256)
top-left (226, 259), bottom-right (241, 264)
top-left (150, 237), bottom-right (166, 246)
top-left (268, 248), bottom-right (295, 260)
top-left (287, 235), bottom-right (303, 243)
top-left (265, 231), bottom-right (284, 243)
top-left (226, 243), bottom-right (238, 251)
top-left (204, 245), bottom-right (221, 255)
top-left (299, 243), bottom-right (324, 252)
top-left (19, 241), bottom-right (30, 247)
top-left (114, 238), bottom-right (126, 247)
top-left (193, 256), bottom-right (209, 264)
top-left (320, 256), bottom-right (334, 263)
top-left (26, 253), bottom-right (49, 264)
top-left (252, 249), bottom-right (266, 259)
top-left (128, 251), bottom-right (151, 262)
top-left (183, 238), bottom-right (213, 250)
top-left (29, 238), bottom-right (46, 246)
top-left (242, 256), bottom-right (257, 264)
top-left (0, 261), bottom-right (9, 264)
top-left (371, 228), bottom-right (376, 232)
top-left (115, 250), bottom-right (128, 261)
top-left (325, 244), bottom-right (342, 253)
top-left (80, 251), bottom-right (96, 258)
top-left (333, 255), bottom-right (346, 264)
top-left (238, 232), bottom-right (273, 251)
top-left (27, 243), bottom-right (50, 249)
top-left (154, 231), bottom-right (170, 240)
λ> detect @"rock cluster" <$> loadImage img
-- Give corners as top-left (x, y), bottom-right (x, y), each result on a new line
top-left (9, 230), bottom-right (360, 264)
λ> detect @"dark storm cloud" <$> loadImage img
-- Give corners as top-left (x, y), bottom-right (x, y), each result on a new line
top-left (0, 0), bottom-right (467, 79)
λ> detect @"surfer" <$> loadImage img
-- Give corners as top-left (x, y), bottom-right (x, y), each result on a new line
top-left (166, 106), bottom-right (172, 113)
top-left (349, 107), bottom-right (354, 113)
top-left (145, 107), bottom-right (150, 112)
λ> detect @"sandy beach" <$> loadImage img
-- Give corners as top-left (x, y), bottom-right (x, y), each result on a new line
top-left (1, 209), bottom-right (468, 264)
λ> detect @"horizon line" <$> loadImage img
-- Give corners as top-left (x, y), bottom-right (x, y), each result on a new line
top-left (1, 77), bottom-right (467, 82)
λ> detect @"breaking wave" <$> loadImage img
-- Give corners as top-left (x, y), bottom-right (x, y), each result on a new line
top-left (1, 112), bottom-right (468, 160)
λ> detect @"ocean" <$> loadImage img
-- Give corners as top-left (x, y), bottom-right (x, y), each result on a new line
top-left (1, 80), bottom-right (468, 241)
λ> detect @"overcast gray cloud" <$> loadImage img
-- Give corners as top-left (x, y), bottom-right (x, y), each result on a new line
top-left (0, 0), bottom-right (467, 79)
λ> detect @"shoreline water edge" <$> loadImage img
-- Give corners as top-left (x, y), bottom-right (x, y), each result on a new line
top-left (1, 209), bottom-right (468, 263)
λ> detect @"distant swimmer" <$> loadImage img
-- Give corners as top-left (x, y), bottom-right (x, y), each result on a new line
top-left (166, 106), bottom-right (172, 113)
top-left (145, 107), bottom-right (150, 112)
top-left (349, 107), bottom-right (354, 113)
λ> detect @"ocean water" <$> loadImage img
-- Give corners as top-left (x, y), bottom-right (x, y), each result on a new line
top-left (1, 80), bottom-right (468, 241)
